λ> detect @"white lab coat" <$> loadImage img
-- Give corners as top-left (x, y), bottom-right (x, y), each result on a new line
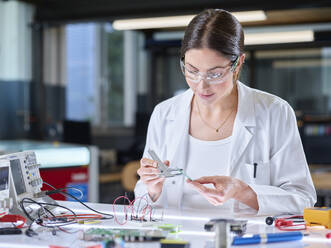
top-left (134, 81), bottom-right (316, 215)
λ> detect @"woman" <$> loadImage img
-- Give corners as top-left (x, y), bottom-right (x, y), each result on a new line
top-left (134, 9), bottom-right (316, 215)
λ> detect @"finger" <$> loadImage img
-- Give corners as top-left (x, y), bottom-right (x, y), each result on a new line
top-left (140, 158), bottom-right (158, 168)
top-left (163, 160), bottom-right (170, 166)
top-left (138, 167), bottom-right (160, 176)
top-left (140, 157), bottom-right (153, 165)
top-left (194, 176), bottom-right (218, 184)
top-left (145, 177), bottom-right (164, 185)
top-left (141, 174), bottom-right (160, 182)
top-left (189, 181), bottom-right (224, 197)
top-left (205, 195), bottom-right (223, 206)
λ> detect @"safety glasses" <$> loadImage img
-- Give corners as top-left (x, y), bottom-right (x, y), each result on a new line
top-left (180, 56), bottom-right (239, 85)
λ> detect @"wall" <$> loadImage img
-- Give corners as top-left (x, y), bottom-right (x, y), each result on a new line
top-left (0, 1), bottom-right (35, 139)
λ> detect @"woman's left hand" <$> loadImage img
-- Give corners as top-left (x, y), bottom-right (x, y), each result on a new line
top-left (187, 176), bottom-right (258, 210)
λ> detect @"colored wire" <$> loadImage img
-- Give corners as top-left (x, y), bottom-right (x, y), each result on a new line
top-left (111, 193), bottom-right (161, 225)
top-left (131, 196), bottom-right (150, 221)
top-left (0, 214), bottom-right (26, 229)
top-left (41, 181), bottom-right (114, 219)
top-left (43, 182), bottom-right (84, 200)
top-left (20, 197), bottom-right (79, 237)
top-left (51, 191), bottom-right (114, 219)
top-left (274, 215), bottom-right (306, 231)
top-left (20, 198), bottom-right (77, 223)
top-left (112, 195), bottom-right (134, 225)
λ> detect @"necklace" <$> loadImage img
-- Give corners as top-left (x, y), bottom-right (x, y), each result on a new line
top-left (195, 97), bottom-right (235, 133)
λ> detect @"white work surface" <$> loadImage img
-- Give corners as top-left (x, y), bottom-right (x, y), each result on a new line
top-left (0, 201), bottom-right (331, 248)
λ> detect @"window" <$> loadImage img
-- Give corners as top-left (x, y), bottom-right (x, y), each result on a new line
top-left (253, 48), bottom-right (331, 114)
top-left (66, 23), bottom-right (131, 128)
top-left (66, 23), bottom-right (100, 124)
top-left (104, 25), bottom-right (124, 125)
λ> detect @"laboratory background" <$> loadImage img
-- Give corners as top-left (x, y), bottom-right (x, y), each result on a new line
top-left (1, 0), bottom-right (331, 209)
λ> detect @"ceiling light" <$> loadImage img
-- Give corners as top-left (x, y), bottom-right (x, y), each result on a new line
top-left (232, 10), bottom-right (266, 22)
top-left (245, 30), bottom-right (314, 45)
top-left (113, 10), bottom-right (266, 30)
top-left (113, 15), bottom-right (194, 30)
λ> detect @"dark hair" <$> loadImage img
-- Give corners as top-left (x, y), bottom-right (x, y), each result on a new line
top-left (180, 9), bottom-right (244, 62)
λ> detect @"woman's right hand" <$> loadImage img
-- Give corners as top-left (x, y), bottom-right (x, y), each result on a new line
top-left (137, 157), bottom-right (169, 202)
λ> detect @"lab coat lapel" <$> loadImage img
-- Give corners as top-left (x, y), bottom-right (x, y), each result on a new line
top-left (167, 89), bottom-right (193, 164)
top-left (229, 82), bottom-right (256, 176)
top-left (166, 89), bottom-right (193, 208)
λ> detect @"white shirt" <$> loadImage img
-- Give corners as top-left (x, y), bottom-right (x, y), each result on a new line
top-left (134, 81), bottom-right (316, 215)
top-left (182, 135), bottom-right (232, 209)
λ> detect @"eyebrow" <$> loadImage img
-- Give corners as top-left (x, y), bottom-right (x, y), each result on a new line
top-left (186, 63), bottom-right (227, 71)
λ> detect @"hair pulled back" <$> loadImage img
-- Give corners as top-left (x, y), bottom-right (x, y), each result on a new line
top-left (181, 9), bottom-right (244, 62)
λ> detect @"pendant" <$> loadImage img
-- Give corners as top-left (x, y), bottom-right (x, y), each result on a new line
top-left (216, 129), bottom-right (219, 132)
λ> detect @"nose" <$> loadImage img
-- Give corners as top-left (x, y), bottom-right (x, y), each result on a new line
top-left (198, 77), bottom-right (210, 89)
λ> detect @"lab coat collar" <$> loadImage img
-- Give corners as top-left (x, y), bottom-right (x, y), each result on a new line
top-left (236, 81), bottom-right (256, 127)
top-left (230, 81), bottom-right (256, 175)
top-left (167, 89), bottom-right (193, 121)
top-left (167, 81), bottom-right (256, 128)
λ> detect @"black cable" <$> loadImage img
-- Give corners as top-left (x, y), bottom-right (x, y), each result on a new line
top-left (42, 181), bottom-right (83, 200)
top-left (41, 181), bottom-right (113, 218)
top-left (47, 190), bottom-right (114, 219)
top-left (21, 198), bottom-right (77, 220)
top-left (20, 198), bottom-right (78, 228)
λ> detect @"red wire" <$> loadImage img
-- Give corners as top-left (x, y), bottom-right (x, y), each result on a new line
top-left (50, 213), bottom-right (103, 221)
top-left (0, 214), bottom-right (26, 229)
top-left (112, 194), bottom-right (154, 225)
top-left (275, 215), bottom-right (306, 231)
top-left (112, 195), bottom-right (134, 225)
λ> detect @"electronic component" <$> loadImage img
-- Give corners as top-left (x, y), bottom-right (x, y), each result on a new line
top-left (232, 231), bottom-right (305, 245)
top-left (0, 227), bottom-right (22, 235)
top-left (0, 159), bottom-right (11, 216)
top-left (204, 218), bottom-right (247, 236)
top-left (304, 207), bottom-right (331, 229)
top-left (0, 151), bottom-right (43, 202)
top-left (0, 151), bottom-right (57, 224)
top-left (81, 228), bottom-right (167, 242)
top-left (160, 239), bottom-right (190, 248)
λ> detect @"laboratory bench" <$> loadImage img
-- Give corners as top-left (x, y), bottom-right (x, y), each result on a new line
top-left (0, 201), bottom-right (330, 247)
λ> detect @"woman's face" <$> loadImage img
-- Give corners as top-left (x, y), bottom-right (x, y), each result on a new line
top-left (184, 48), bottom-right (236, 105)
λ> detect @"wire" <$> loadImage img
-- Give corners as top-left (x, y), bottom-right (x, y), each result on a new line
top-left (20, 197), bottom-right (80, 237)
top-left (43, 182), bottom-right (84, 200)
top-left (20, 198), bottom-right (106, 237)
top-left (48, 190), bottom-right (114, 219)
top-left (112, 195), bottom-right (133, 225)
top-left (20, 198), bottom-right (77, 224)
top-left (274, 215), bottom-right (306, 231)
top-left (41, 181), bottom-right (114, 219)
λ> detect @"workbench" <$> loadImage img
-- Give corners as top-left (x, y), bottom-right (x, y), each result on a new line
top-left (0, 201), bottom-right (330, 247)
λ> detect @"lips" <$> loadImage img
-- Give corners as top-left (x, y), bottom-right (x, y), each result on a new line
top-left (198, 92), bottom-right (215, 99)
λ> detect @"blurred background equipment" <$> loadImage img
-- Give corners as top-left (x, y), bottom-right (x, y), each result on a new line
top-left (0, 160), bottom-right (11, 216)
top-left (0, 141), bottom-right (99, 203)
top-left (62, 120), bottom-right (92, 145)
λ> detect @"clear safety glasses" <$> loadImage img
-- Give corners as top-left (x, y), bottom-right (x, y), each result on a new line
top-left (180, 56), bottom-right (239, 85)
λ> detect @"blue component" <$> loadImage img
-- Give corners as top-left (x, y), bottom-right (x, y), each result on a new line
top-left (232, 232), bottom-right (303, 245)
top-left (66, 182), bottom-right (88, 202)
